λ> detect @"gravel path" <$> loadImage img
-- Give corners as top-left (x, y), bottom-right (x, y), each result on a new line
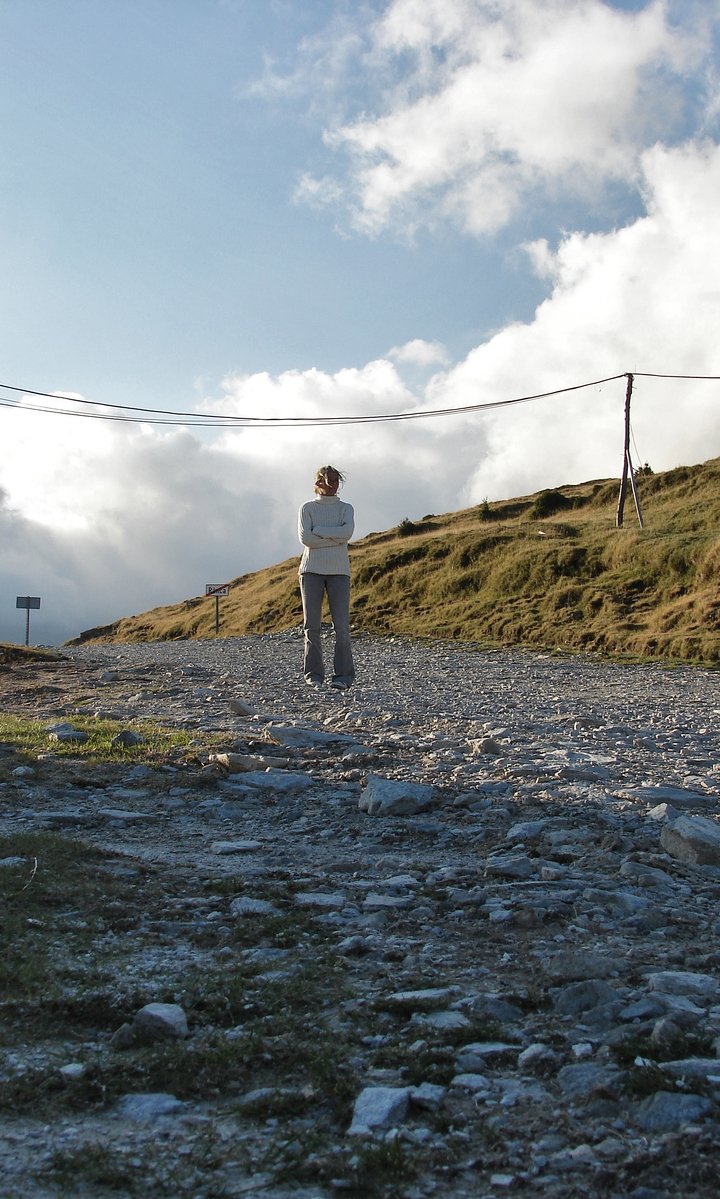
top-left (1, 633), bottom-right (719, 1199)
top-left (68, 629), bottom-right (720, 742)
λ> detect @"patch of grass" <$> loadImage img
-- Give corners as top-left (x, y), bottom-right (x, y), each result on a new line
top-left (612, 1029), bottom-right (715, 1067)
top-left (622, 1063), bottom-right (676, 1098)
top-left (0, 911), bottom-right (357, 1118)
top-left (0, 1033), bottom-right (256, 1117)
top-left (0, 837), bottom-right (367, 1193)
top-left (42, 1131), bottom-right (236, 1198)
top-left (0, 642), bottom-right (64, 665)
top-left (0, 832), bottom-right (114, 1001)
top-left (179, 948), bottom-right (358, 1116)
top-left (0, 831), bottom-right (198, 1024)
top-left (346, 1138), bottom-right (419, 1195)
top-left (45, 1143), bottom-right (144, 1194)
top-left (262, 1134), bottom-right (422, 1198)
top-left (0, 713), bottom-right (199, 766)
top-left (368, 1031), bottom-right (457, 1087)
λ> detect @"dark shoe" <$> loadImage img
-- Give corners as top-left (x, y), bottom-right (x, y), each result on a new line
top-left (330, 679), bottom-right (350, 690)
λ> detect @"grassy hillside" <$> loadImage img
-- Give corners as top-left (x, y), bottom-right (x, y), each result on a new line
top-left (69, 458), bottom-right (720, 666)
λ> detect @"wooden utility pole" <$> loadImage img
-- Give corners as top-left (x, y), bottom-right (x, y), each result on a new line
top-left (616, 373), bottom-right (644, 529)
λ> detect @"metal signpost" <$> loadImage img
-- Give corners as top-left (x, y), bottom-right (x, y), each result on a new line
top-left (205, 584), bottom-right (230, 634)
top-left (16, 596), bottom-right (41, 646)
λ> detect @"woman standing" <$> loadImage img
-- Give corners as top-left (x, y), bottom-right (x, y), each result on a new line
top-left (297, 465), bottom-right (355, 689)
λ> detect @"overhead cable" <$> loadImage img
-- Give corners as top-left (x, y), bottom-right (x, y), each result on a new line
top-left (0, 369), bottom-right (718, 429)
top-left (0, 373), bottom-right (625, 428)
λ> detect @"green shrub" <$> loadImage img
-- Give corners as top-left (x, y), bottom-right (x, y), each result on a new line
top-left (529, 489), bottom-right (571, 519)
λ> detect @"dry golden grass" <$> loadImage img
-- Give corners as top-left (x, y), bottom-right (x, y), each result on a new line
top-left (0, 643), bottom-right (64, 665)
top-left (69, 457), bottom-right (720, 666)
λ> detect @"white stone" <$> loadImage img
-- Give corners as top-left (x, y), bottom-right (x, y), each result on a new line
top-left (384, 988), bottom-right (458, 1012)
top-left (239, 769), bottom-right (315, 793)
top-left (294, 891), bottom-right (346, 909)
top-left (661, 814), bottom-right (720, 865)
top-left (456, 1042), bottom-right (518, 1070)
top-left (363, 892), bottom-right (413, 911)
top-left (647, 971), bottom-right (720, 1001)
top-left (229, 896), bottom-right (278, 917)
top-left (451, 1073), bottom-right (490, 1092)
top-left (264, 724), bottom-right (360, 748)
top-left (116, 1092), bottom-right (186, 1121)
top-left (59, 1063), bottom-right (86, 1080)
top-left (134, 1003), bottom-right (188, 1040)
top-left (348, 1086), bottom-right (411, 1135)
top-left (409, 1082), bottom-right (445, 1111)
top-left (210, 840), bottom-right (262, 854)
top-left (358, 774), bottom-right (434, 816)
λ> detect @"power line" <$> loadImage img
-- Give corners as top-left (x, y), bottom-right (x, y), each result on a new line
top-left (634, 372), bottom-right (720, 381)
top-left (0, 373), bottom-right (625, 428)
top-left (0, 369), bottom-right (717, 429)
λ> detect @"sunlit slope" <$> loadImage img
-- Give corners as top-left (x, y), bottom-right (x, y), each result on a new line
top-left (69, 459), bottom-right (720, 666)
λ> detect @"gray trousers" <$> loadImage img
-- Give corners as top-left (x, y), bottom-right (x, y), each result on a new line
top-left (300, 572), bottom-right (355, 684)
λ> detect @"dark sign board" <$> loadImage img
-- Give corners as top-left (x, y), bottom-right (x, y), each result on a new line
top-left (16, 596), bottom-right (41, 609)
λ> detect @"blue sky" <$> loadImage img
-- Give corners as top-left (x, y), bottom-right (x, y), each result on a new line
top-left (1, 0), bottom-right (719, 645)
top-left (1, 0), bottom-right (555, 397)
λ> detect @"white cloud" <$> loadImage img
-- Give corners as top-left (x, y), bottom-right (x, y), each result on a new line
top-left (386, 338), bottom-right (450, 366)
top-left (244, 5), bottom-right (370, 118)
top-left (297, 0), bottom-right (717, 236)
top-left (430, 139), bottom-right (720, 502)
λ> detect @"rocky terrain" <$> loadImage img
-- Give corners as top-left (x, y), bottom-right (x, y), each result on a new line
top-left (1, 630), bottom-right (719, 1198)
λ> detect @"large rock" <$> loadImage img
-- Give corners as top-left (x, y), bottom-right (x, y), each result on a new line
top-left (263, 724), bottom-right (361, 749)
top-left (46, 722), bottom-right (88, 744)
top-left (380, 987), bottom-right (459, 1013)
top-left (660, 814), bottom-right (720, 865)
top-left (348, 1086), bottom-right (411, 1135)
top-left (239, 769), bottom-right (315, 793)
top-left (209, 751), bottom-right (288, 772)
top-left (358, 774), bottom-right (434, 816)
top-left (633, 1091), bottom-right (712, 1131)
top-left (556, 1063), bottom-right (623, 1099)
top-left (552, 979), bottom-right (621, 1016)
top-left (661, 1058), bottom-right (720, 1082)
top-left (628, 785), bottom-right (716, 809)
top-left (116, 1092), bottom-right (186, 1122)
top-left (134, 1002), bottom-right (189, 1041)
top-left (647, 971), bottom-right (720, 1002)
top-left (229, 896), bottom-right (278, 917)
top-left (111, 1002), bottom-right (189, 1050)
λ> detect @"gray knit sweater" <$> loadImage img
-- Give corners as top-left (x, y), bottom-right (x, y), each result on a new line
top-left (298, 494), bottom-right (354, 576)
